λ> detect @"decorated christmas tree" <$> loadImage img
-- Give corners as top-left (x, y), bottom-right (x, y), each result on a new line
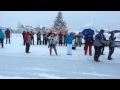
top-left (53, 11), bottom-right (67, 31)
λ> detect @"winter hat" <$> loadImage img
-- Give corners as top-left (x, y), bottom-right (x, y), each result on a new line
top-left (70, 32), bottom-right (73, 35)
top-left (99, 29), bottom-right (104, 34)
top-left (111, 31), bottom-right (114, 35)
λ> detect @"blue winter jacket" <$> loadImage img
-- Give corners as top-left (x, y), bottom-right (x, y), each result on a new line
top-left (0, 31), bottom-right (5, 38)
top-left (94, 33), bottom-right (103, 46)
top-left (95, 33), bottom-right (102, 40)
top-left (84, 34), bottom-right (93, 44)
top-left (66, 35), bottom-right (74, 44)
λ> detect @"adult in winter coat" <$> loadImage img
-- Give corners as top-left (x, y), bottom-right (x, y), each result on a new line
top-left (101, 34), bottom-right (106, 55)
top-left (22, 31), bottom-right (26, 45)
top-left (36, 31), bottom-right (41, 45)
top-left (30, 31), bottom-right (34, 45)
top-left (63, 33), bottom-right (68, 46)
top-left (47, 32), bottom-right (52, 48)
top-left (84, 32), bottom-right (94, 56)
top-left (48, 33), bottom-right (58, 56)
top-left (77, 32), bottom-right (83, 47)
top-left (59, 31), bottom-right (63, 46)
top-left (108, 32), bottom-right (116, 60)
top-left (5, 28), bottom-right (10, 44)
top-left (24, 31), bottom-right (32, 53)
top-left (0, 29), bottom-right (5, 48)
top-left (66, 32), bottom-right (74, 55)
top-left (43, 32), bottom-right (47, 45)
top-left (93, 30), bottom-right (104, 62)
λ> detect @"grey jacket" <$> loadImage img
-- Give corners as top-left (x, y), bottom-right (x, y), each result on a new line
top-left (48, 36), bottom-right (57, 45)
top-left (94, 39), bottom-right (103, 46)
top-left (77, 34), bottom-right (83, 41)
top-left (109, 36), bottom-right (116, 47)
top-left (37, 32), bottom-right (41, 40)
top-left (94, 34), bottom-right (105, 46)
top-left (43, 34), bottom-right (47, 39)
top-left (59, 33), bottom-right (63, 40)
top-left (26, 35), bottom-right (32, 44)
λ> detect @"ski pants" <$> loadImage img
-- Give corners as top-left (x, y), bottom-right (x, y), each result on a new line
top-left (108, 47), bottom-right (114, 59)
top-left (94, 46), bottom-right (101, 61)
top-left (85, 44), bottom-right (92, 55)
top-left (67, 44), bottom-right (72, 55)
top-left (6, 37), bottom-right (10, 44)
top-left (0, 38), bottom-right (4, 48)
top-left (26, 43), bottom-right (30, 53)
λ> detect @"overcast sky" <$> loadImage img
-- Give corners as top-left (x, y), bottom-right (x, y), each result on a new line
top-left (0, 11), bottom-right (120, 30)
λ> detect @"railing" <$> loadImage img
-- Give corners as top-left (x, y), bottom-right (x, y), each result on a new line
top-left (103, 40), bottom-right (120, 47)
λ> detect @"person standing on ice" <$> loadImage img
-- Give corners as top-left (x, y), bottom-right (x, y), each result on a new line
top-left (48, 33), bottom-right (58, 56)
top-left (0, 29), bottom-right (5, 48)
top-left (22, 31), bottom-right (26, 45)
top-left (101, 33), bottom-right (106, 55)
top-left (5, 28), bottom-right (10, 44)
top-left (24, 31), bottom-right (32, 53)
top-left (47, 32), bottom-right (52, 48)
top-left (108, 32), bottom-right (116, 60)
top-left (84, 32), bottom-right (94, 56)
top-left (66, 32), bottom-right (74, 55)
top-left (36, 30), bottom-right (41, 45)
top-left (63, 33), bottom-right (68, 46)
top-left (59, 31), bottom-right (63, 46)
top-left (30, 31), bottom-right (34, 45)
top-left (93, 30), bottom-right (104, 62)
top-left (43, 31), bottom-right (47, 45)
top-left (77, 32), bottom-right (83, 47)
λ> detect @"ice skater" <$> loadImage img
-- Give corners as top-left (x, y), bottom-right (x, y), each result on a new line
top-left (48, 33), bottom-right (58, 56)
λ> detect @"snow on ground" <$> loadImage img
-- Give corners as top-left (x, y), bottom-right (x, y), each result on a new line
top-left (0, 34), bottom-right (120, 79)
top-left (0, 75), bottom-right (32, 79)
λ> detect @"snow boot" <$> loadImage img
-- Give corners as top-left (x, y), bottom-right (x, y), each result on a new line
top-left (50, 50), bottom-right (52, 55)
top-left (108, 58), bottom-right (113, 60)
top-left (55, 50), bottom-right (58, 56)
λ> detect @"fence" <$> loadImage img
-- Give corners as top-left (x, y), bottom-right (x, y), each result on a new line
top-left (105, 40), bottom-right (120, 47)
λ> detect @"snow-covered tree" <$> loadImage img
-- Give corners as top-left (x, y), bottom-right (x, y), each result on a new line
top-left (53, 11), bottom-right (67, 30)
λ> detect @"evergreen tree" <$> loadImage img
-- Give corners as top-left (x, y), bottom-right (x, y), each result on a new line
top-left (53, 11), bottom-right (67, 30)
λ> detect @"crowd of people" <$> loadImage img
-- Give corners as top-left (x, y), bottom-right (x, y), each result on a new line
top-left (0, 28), bottom-right (117, 62)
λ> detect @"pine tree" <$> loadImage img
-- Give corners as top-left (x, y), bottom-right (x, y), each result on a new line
top-left (53, 11), bottom-right (67, 30)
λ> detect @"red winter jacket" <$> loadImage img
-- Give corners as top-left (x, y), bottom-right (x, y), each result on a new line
top-left (24, 32), bottom-right (32, 42)
top-left (5, 30), bottom-right (10, 38)
top-left (24, 32), bottom-right (29, 42)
